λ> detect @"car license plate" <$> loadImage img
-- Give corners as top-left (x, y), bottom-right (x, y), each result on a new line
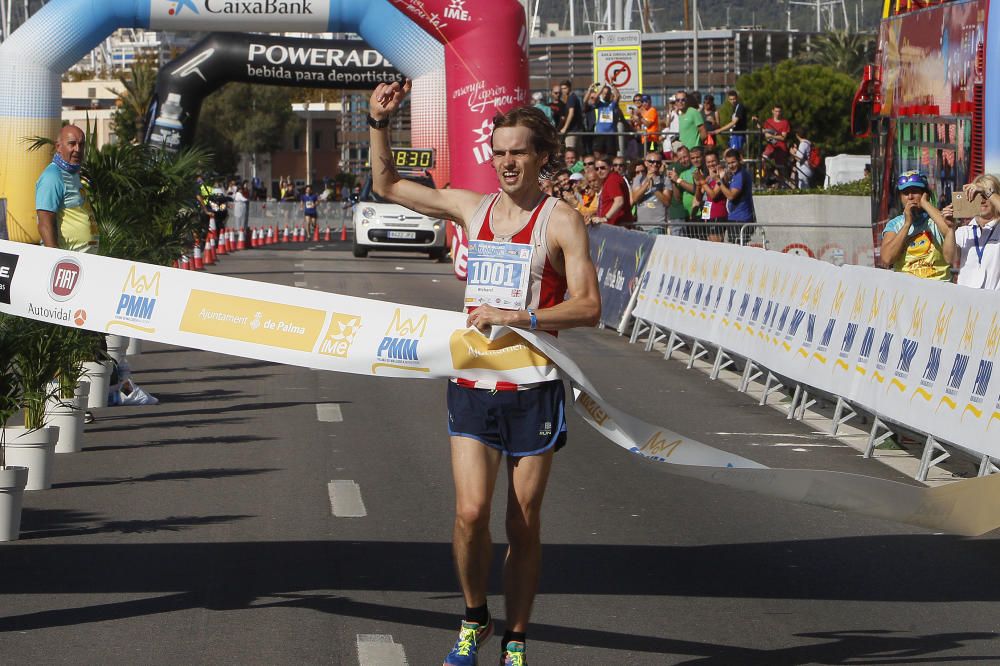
top-left (388, 230), bottom-right (416, 240)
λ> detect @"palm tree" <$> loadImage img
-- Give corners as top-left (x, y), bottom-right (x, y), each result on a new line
top-left (799, 30), bottom-right (875, 79)
top-left (111, 56), bottom-right (159, 144)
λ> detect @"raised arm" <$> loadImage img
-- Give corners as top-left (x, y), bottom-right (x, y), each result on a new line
top-left (369, 81), bottom-right (482, 227)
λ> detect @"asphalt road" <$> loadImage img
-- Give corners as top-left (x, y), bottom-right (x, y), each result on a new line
top-left (2, 242), bottom-right (999, 665)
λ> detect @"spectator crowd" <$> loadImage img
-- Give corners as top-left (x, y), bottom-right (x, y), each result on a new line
top-left (537, 81), bottom-right (763, 242)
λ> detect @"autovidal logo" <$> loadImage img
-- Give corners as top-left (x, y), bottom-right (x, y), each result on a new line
top-left (371, 308), bottom-right (430, 374)
top-left (108, 266), bottom-right (160, 333)
top-left (48, 257), bottom-right (82, 302)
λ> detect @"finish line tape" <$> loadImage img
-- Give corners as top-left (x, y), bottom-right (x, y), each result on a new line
top-left (3, 239), bottom-right (1000, 536)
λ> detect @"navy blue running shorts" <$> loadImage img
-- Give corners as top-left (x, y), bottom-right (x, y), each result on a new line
top-left (447, 380), bottom-right (567, 457)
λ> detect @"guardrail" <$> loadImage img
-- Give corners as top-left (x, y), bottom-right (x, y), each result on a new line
top-left (596, 231), bottom-right (1000, 482)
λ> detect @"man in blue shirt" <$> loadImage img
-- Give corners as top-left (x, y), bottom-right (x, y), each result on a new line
top-left (587, 83), bottom-right (621, 158)
top-left (719, 148), bottom-right (755, 243)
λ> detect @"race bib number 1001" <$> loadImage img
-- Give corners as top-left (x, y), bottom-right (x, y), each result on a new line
top-left (464, 240), bottom-right (533, 310)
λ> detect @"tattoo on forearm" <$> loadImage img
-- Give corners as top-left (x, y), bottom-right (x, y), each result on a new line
top-left (380, 156), bottom-right (399, 179)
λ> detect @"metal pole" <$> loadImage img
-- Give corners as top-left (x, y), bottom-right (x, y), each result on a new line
top-left (305, 111), bottom-right (313, 188)
top-left (569, 0), bottom-right (575, 35)
top-left (693, 0), bottom-right (699, 91)
top-left (614, 0), bottom-right (624, 30)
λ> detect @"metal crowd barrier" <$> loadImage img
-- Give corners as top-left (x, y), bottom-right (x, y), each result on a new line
top-left (235, 201), bottom-right (353, 231)
top-left (660, 222), bottom-right (875, 267)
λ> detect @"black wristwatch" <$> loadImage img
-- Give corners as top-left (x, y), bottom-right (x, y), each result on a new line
top-left (367, 114), bottom-right (390, 129)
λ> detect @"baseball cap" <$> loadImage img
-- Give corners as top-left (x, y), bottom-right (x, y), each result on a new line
top-left (641, 94), bottom-right (652, 103)
top-left (531, 91), bottom-right (544, 103)
top-left (897, 171), bottom-right (929, 192)
top-left (569, 172), bottom-right (584, 181)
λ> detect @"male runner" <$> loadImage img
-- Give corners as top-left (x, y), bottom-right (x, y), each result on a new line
top-left (301, 184), bottom-right (319, 238)
top-left (369, 81), bottom-right (600, 666)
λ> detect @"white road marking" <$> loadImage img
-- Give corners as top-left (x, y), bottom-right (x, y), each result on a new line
top-left (294, 281), bottom-right (307, 288)
top-left (316, 403), bottom-right (343, 422)
top-left (294, 262), bottom-right (305, 269)
top-left (395, 266), bottom-right (405, 271)
top-left (329, 480), bottom-right (367, 517)
top-left (356, 634), bottom-right (407, 665)
top-left (368, 292), bottom-right (386, 296)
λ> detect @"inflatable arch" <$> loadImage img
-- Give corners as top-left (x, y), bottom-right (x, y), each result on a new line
top-left (146, 32), bottom-right (404, 152)
top-left (0, 0), bottom-right (527, 244)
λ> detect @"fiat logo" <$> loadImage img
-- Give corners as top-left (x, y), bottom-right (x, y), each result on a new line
top-left (49, 257), bottom-right (82, 301)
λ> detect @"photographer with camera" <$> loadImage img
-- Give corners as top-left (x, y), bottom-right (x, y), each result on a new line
top-left (631, 151), bottom-right (672, 235)
top-left (943, 174), bottom-right (1000, 288)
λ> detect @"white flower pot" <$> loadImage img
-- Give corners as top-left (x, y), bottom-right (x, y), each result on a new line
top-left (126, 336), bottom-right (142, 356)
top-left (106, 334), bottom-right (129, 364)
top-left (45, 381), bottom-right (90, 454)
top-left (0, 466), bottom-right (29, 541)
top-left (82, 361), bottom-right (111, 409)
top-left (2, 426), bottom-right (58, 491)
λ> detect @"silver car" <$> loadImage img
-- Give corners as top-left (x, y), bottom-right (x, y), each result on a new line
top-left (352, 172), bottom-right (448, 259)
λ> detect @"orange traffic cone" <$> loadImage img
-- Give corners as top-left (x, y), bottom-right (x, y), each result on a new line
top-left (192, 244), bottom-right (204, 270)
top-left (237, 228), bottom-right (246, 250)
top-left (180, 255), bottom-right (191, 270)
top-left (312, 224), bottom-right (320, 242)
top-left (323, 226), bottom-right (331, 242)
top-left (204, 239), bottom-right (215, 266)
top-left (340, 223), bottom-right (348, 241)
top-left (281, 226), bottom-right (289, 243)
top-left (251, 228), bottom-right (258, 247)
top-left (172, 259), bottom-right (179, 268)
top-left (216, 232), bottom-right (228, 256)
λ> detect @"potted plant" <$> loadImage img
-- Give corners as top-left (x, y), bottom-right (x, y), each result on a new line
top-left (0, 313), bottom-right (29, 541)
top-left (46, 327), bottom-right (104, 453)
top-left (5, 317), bottom-right (64, 491)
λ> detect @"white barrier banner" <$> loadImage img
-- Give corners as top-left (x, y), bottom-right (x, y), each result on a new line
top-left (4, 239), bottom-right (1000, 536)
top-left (635, 235), bottom-right (1000, 460)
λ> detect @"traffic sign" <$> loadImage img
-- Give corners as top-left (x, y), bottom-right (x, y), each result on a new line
top-left (593, 31), bottom-right (643, 100)
top-left (593, 30), bottom-right (641, 47)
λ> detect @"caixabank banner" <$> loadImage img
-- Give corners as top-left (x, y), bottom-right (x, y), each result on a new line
top-left (587, 225), bottom-right (654, 330)
top-left (5, 238), bottom-right (1000, 536)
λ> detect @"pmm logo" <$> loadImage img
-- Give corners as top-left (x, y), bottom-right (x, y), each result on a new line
top-left (109, 266), bottom-right (160, 333)
top-left (372, 309), bottom-right (430, 374)
top-left (48, 257), bottom-right (82, 302)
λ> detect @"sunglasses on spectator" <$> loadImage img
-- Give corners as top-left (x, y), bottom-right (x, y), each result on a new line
top-left (612, 162), bottom-right (625, 168)
top-left (645, 159), bottom-right (662, 164)
top-left (595, 165), bottom-right (609, 170)
top-left (583, 161), bottom-right (595, 166)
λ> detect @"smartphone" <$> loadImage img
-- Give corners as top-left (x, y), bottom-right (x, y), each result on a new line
top-left (952, 191), bottom-right (981, 219)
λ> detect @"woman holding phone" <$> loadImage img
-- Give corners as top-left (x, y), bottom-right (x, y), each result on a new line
top-left (943, 174), bottom-right (1000, 288)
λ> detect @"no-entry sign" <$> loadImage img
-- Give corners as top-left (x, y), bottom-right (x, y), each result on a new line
top-left (593, 30), bottom-right (642, 100)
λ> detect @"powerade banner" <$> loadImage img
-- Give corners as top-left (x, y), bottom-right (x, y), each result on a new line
top-left (6, 238), bottom-right (1000, 537)
top-left (588, 224), bottom-right (654, 330)
top-left (146, 32), bottom-right (404, 151)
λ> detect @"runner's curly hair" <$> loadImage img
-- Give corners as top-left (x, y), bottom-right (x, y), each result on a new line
top-left (491, 106), bottom-right (561, 181)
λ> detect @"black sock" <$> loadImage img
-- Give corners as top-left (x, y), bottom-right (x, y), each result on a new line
top-left (502, 630), bottom-right (526, 646)
top-left (465, 604), bottom-right (490, 626)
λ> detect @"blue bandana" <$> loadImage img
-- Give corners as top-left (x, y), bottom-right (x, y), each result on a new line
top-left (53, 153), bottom-right (81, 174)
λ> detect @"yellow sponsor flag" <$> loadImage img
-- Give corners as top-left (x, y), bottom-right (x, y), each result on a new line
top-left (179, 290), bottom-right (326, 352)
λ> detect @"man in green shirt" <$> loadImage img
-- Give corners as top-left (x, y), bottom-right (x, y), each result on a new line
top-left (666, 145), bottom-right (694, 236)
top-left (675, 91), bottom-right (707, 150)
